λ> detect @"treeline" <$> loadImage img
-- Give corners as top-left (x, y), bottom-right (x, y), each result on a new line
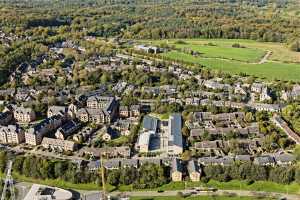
top-left (203, 162), bottom-right (299, 185)
top-left (0, 152), bottom-right (100, 185)
top-left (0, 0), bottom-right (299, 43)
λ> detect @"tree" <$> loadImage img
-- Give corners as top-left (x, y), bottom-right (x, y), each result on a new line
top-left (0, 151), bottom-right (7, 173)
top-left (107, 170), bottom-right (120, 186)
top-left (245, 112), bottom-right (254, 123)
top-left (290, 40), bottom-right (300, 52)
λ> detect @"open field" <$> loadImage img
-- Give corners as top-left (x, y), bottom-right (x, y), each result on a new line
top-left (142, 39), bottom-right (300, 82)
top-left (131, 196), bottom-right (276, 200)
top-left (117, 180), bottom-right (300, 195)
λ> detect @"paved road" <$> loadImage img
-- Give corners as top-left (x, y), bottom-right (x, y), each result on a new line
top-left (80, 189), bottom-right (300, 200)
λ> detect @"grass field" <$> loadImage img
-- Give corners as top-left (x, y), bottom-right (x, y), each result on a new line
top-left (142, 39), bottom-right (300, 82)
top-left (131, 196), bottom-right (276, 200)
top-left (117, 180), bottom-right (300, 194)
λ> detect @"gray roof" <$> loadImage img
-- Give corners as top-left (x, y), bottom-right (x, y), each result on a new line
top-left (168, 113), bottom-right (182, 148)
top-left (187, 160), bottom-right (200, 173)
top-left (273, 153), bottom-right (295, 163)
top-left (254, 156), bottom-right (275, 165)
top-left (171, 158), bottom-right (182, 173)
top-left (235, 155), bottom-right (251, 162)
top-left (104, 159), bottom-right (121, 169)
top-left (142, 115), bottom-right (158, 132)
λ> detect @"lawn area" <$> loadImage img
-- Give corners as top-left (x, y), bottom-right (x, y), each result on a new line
top-left (131, 196), bottom-right (276, 200)
top-left (162, 51), bottom-right (300, 82)
top-left (139, 38), bottom-right (300, 82)
top-left (116, 180), bottom-right (300, 194)
top-left (192, 180), bottom-right (300, 194)
top-left (147, 38), bottom-right (300, 63)
top-left (166, 42), bottom-right (265, 62)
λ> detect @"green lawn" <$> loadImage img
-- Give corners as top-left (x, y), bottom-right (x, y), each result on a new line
top-left (139, 38), bottom-right (300, 82)
top-left (162, 51), bottom-right (300, 82)
top-left (131, 196), bottom-right (276, 200)
top-left (169, 43), bottom-right (265, 62)
top-left (117, 180), bottom-right (300, 194)
top-left (147, 38), bottom-right (300, 63)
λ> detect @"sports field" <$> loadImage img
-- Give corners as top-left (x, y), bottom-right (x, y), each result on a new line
top-left (143, 39), bottom-right (300, 82)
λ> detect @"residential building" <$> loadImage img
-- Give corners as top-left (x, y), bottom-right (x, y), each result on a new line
top-left (171, 158), bottom-right (183, 182)
top-left (119, 106), bottom-right (129, 118)
top-left (14, 106), bottom-right (36, 123)
top-left (42, 137), bottom-right (76, 152)
top-left (79, 146), bottom-right (131, 158)
top-left (25, 114), bottom-right (64, 145)
top-left (55, 120), bottom-right (80, 140)
top-left (47, 106), bottom-right (68, 118)
top-left (187, 160), bottom-right (201, 182)
top-left (0, 125), bottom-right (25, 144)
top-left (253, 155), bottom-right (275, 166)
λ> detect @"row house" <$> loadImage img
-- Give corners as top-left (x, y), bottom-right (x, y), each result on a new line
top-left (0, 125), bottom-right (25, 144)
top-left (187, 160), bottom-right (202, 182)
top-left (25, 114), bottom-right (65, 145)
top-left (77, 108), bottom-right (112, 124)
top-left (42, 137), bottom-right (76, 152)
top-left (79, 146), bottom-right (131, 158)
top-left (119, 105), bottom-right (141, 118)
top-left (55, 120), bottom-right (80, 140)
top-left (47, 106), bottom-right (68, 118)
top-left (13, 106), bottom-right (36, 123)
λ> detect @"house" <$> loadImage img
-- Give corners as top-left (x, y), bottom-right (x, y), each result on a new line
top-left (139, 158), bottom-right (162, 166)
top-left (0, 125), bottom-right (25, 144)
top-left (47, 106), bottom-right (68, 118)
top-left (253, 155), bottom-right (275, 166)
top-left (73, 127), bottom-right (94, 142)
top-left (87, 160), bottom-right (101, 171)
top-left (235, 155), bottom-right (251, 162)
top-left (104, 159), bottom-right (121, 170)
top-left (119, 106), bottom-right (129, 118)
top-left (55, 120), bottom-right (80, 140)
top-left (13, 106), bottom-right (36, 123)
top-left (100, 126), bottom-right (118, 141)
top-left (77, 95), bottom-right (118, 124)
top-left (187, 160), bottom-right (201, 182)
top-left (167, 114), bottom-right (183, 155)
top-left (130, 105), bottom-right (141, 117)
top-left (79, 146), bottom-right (131, 158)
top-left (251, 83), bottom-right (264, 93)
top-left (171, 158), bottom-right (183, 182)
top-left (121, 159), bottom-right (139, 168)
top-left (260, 87), bottom-right (272, 101)
top-left (273, 153), bottom-right (295, 165)
top-left (42, 137), bottom-right (76, 152)
top-left (77, 108), bottom-right (111, 124)
top-left (113, 119), bottom-right (131, 136)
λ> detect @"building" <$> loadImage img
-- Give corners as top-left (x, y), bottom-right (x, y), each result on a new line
top-left (47, 106), bottom-right (68, 118)
top-left (0, 125), bottom-right (25, 144)
top-left (42, 137), bottom-right (76, 152)
top-left (24, 184), bottom-right (73, 200)
top-left (260, 87), bottom-right (272, 101)
top-left (55, 120), bottom-right (80, 140)
top-left (136, 131), bottom-right (154, 153)
top-left (253, 155), bottom-right (275, 166)
top-left (171, 158), bottom-right (183, 182)
top-left (119, 106), bottom-right (129, 118)
top-left (272, 115), bottom-right (300, 144)
top-left (79, 146), bottom-right (131, 158)
top-left (167, 114), bottom-right (183, 155)
top-left (130, 105), bottom-right (141, 117)
top-left (134, 44), bottom-right (162, 54)
top-left (187, 160), bottom-right (201, 182)
top-left (25, 114), bottom-right (65, 145)
top-left (142, 115), bottom-right (159, 132)
top-left (14, 106), bottom-right (36, 123)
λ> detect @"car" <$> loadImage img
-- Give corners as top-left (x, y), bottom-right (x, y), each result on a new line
top-left (157, 190), bottom-right (164, 193)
